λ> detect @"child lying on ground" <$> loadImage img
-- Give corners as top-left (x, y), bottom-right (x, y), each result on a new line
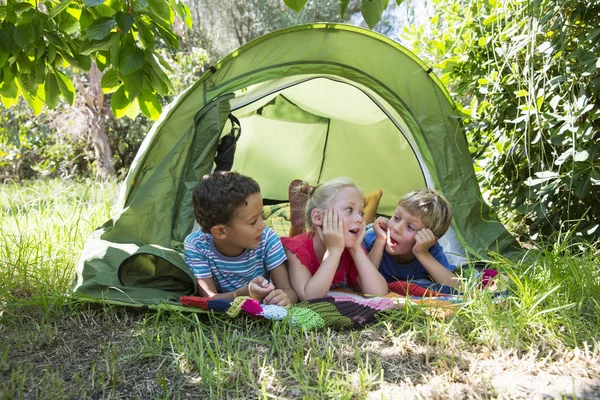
top-left (184, 171), bottom-right (297, 306)
top-left (363, 189), bottom-right (460, 294)
top-left (281, 177), bottom-right (389, 301)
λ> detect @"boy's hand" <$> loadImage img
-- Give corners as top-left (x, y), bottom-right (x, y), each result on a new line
top-left (318, 208), bottom-right (345, 254)
top-left (248, 276), bottom-right (275, 300)
top-left (373, 217), bottom-right (388, 243)
top-left (413, 228), bottom-right (437, 256)
top-left (263, 289), bottom-right (291, 307)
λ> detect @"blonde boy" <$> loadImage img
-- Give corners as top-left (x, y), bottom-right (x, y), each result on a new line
top-left (362, 189), bottom-right (460, 293)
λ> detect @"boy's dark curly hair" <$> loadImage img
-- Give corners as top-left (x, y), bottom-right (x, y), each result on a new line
top-left (192, 171), bottom-right (261, 232)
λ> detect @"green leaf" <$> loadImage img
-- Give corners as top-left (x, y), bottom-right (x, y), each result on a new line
top-left (101, 68), bottom-right (121, 93)
top-left (57, 9), bottom-right (79, 34)
top-left (145, 50), bottom-right (172, 92)
top-left (21, 82), bottom-right (44, 115)
top-left (125, 96), bottom-right (140, 119)
top-left (13, 2), bottom-right (34, 13)
top-left (79, 8), bottom-right (95, 31)
top-left (110, 32), bottom-right (120, 67)
top-left (575, 175), bottom-right (591, 198)
top-left (153, 20), bottom-right (178, 48)
top-left (13, 24), bottom-right (35, 49)
top-left (49, 0), bottom-right (73, 20)
top-left (86, 17), bottom-right (116, 40)
top-left (118, 45), bottom-right (144, 75)
top-left (0, 76), bottom-right (18, 98)
top-left (84, 0), bottom-right (106, 7)
top-left (80, 38), bottom-right (112, 55)
top-left (95, 51), bottom-right (108, 70)
top-left (181, 3), bottom-right (192, 29)
top-left (44, 72), bottom-right (60, 109)
top-left (515, 89), bottom-right (528, 97)
top-left (111, 85), bottom-right (129, 117)
top-left (111, 85), bottom-right (140, 118)
top-left (136, 19), bottom-right (155, 49)
top-left (35, 61), bottom-right (46, 84)
top-left (283, 0), bottom-right (308, 13)
top-left (54, 69), bottom-right (75, 105)
top-left (0, 52), bottom-right (8, 69)
top-left (138, 89), bottom-right (161, 120)
top-left (395, 0), bottom-right (404, 4)
top-left (148, 0), bottom-right (172, 22)
top-left (123, 71), bottom-right (142, 99)
top-left (361, 0), bottom-right (389, 29)
top-left (17, 71), bottom-right (37, 94)
top-left (143, 65), bottom-right (168, 95)
top-left (1, 94), bottom-right (19, 107)
top-left (115, 11), bottom-right (134, 34)
top-left (340, 0), bottom-right (350, 18)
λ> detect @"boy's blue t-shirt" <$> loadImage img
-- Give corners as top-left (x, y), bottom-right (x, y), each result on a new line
top-left (362, 228), bottom-right (454, 282)
top-left (184, 226), bottom-right (287, 293)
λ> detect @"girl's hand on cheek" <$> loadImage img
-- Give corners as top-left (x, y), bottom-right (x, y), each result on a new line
top-left (352, 221), bottom-right (366, 251)
top-left (322, 208), bottom-right (345, 253)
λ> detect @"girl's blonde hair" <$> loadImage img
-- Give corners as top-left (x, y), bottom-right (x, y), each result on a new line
top-left (299, 177), bottom-right (364, 232)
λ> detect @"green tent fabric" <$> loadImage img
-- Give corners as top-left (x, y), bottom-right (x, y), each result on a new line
top-left (72, 23), bottom-right (522, 308)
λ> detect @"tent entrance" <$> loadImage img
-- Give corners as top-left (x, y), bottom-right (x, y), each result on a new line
top-left (227, 76), bottom-right (428, 217)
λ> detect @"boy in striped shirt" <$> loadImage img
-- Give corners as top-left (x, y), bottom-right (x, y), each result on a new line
top-left (184, 171), bottom-right (297, 306)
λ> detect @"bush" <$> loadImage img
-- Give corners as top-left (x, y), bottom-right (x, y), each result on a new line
top-left (402, 0), bottom-right (600, 243)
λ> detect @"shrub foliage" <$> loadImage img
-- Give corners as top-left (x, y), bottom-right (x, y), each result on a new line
top-left (403, 0), bottom-right (600, 241)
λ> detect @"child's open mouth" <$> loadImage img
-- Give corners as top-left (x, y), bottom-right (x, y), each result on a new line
top-left (388, 237), bottom-right (399, 247)
top-left (349, 228), bottom-right (360, 236)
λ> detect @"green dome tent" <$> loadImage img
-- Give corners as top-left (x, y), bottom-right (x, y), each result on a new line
top-left (72, 23), bottom-right (521, 308)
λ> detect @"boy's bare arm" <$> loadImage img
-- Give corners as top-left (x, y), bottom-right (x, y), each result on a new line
top-left (197, 277), bottom-right (250, 300)
top-left (413, 228), bottom-right (460, 288)
top-left (197, 276), bottom-right (275, 301)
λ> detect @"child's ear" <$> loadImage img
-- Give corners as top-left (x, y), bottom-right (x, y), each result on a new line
top-left (310, 208), bottom-right (323, 227)
top-left (210, 224), bottom-right (227, 239)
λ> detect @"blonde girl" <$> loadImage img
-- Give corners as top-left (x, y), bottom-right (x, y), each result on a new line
top-left (280, 178), bottom-right (389, 300)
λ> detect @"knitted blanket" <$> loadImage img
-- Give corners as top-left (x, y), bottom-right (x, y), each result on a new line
top-left (180, 280), bottom-right (461, 330)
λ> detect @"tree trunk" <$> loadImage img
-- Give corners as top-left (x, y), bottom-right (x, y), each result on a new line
top-left (79, 62), bottom-right (114, 179)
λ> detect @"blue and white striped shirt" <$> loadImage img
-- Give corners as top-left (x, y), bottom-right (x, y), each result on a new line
top-left (183, 226), bottom-right (287, 293)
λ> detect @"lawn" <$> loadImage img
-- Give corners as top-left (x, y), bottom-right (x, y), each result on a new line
top-left (1, 179), bottom-right (599, 399)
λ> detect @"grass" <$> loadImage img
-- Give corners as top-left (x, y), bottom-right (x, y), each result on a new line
top-left (1, 178), bottom-right (599, 399)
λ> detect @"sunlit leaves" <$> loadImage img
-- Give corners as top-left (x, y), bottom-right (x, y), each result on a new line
top-left (1, 0), bottom-right (191, 119)
top-left (115, 12), bottom-right (134, 34)
top-left (44, 72), bottom-right (60, 109)
top-left (402, 0), bottom-right (600, 240)
top-left (55, 69), bottom-right (75, 105)
top-left (86, 17), bottom-right (116, 40)
top-left (100, 68), bottom-right (120, 93)
top-left (118, 45), bottom-right (145, 76)
top-left (284, 0), bottom-right (309, 13)
top-left (138, 89), bottom-right (162, 119)
top-left (361, 0), bottom-right (389, 29)
top-left (340, 0), bottom-right (351, 18)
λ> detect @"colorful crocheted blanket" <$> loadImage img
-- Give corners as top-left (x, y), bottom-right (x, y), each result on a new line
top-left (180, 280), bottom-right (463, 330)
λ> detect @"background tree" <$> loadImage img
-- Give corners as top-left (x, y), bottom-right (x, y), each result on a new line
top-left (0, 0), bottom-right (193, 177)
